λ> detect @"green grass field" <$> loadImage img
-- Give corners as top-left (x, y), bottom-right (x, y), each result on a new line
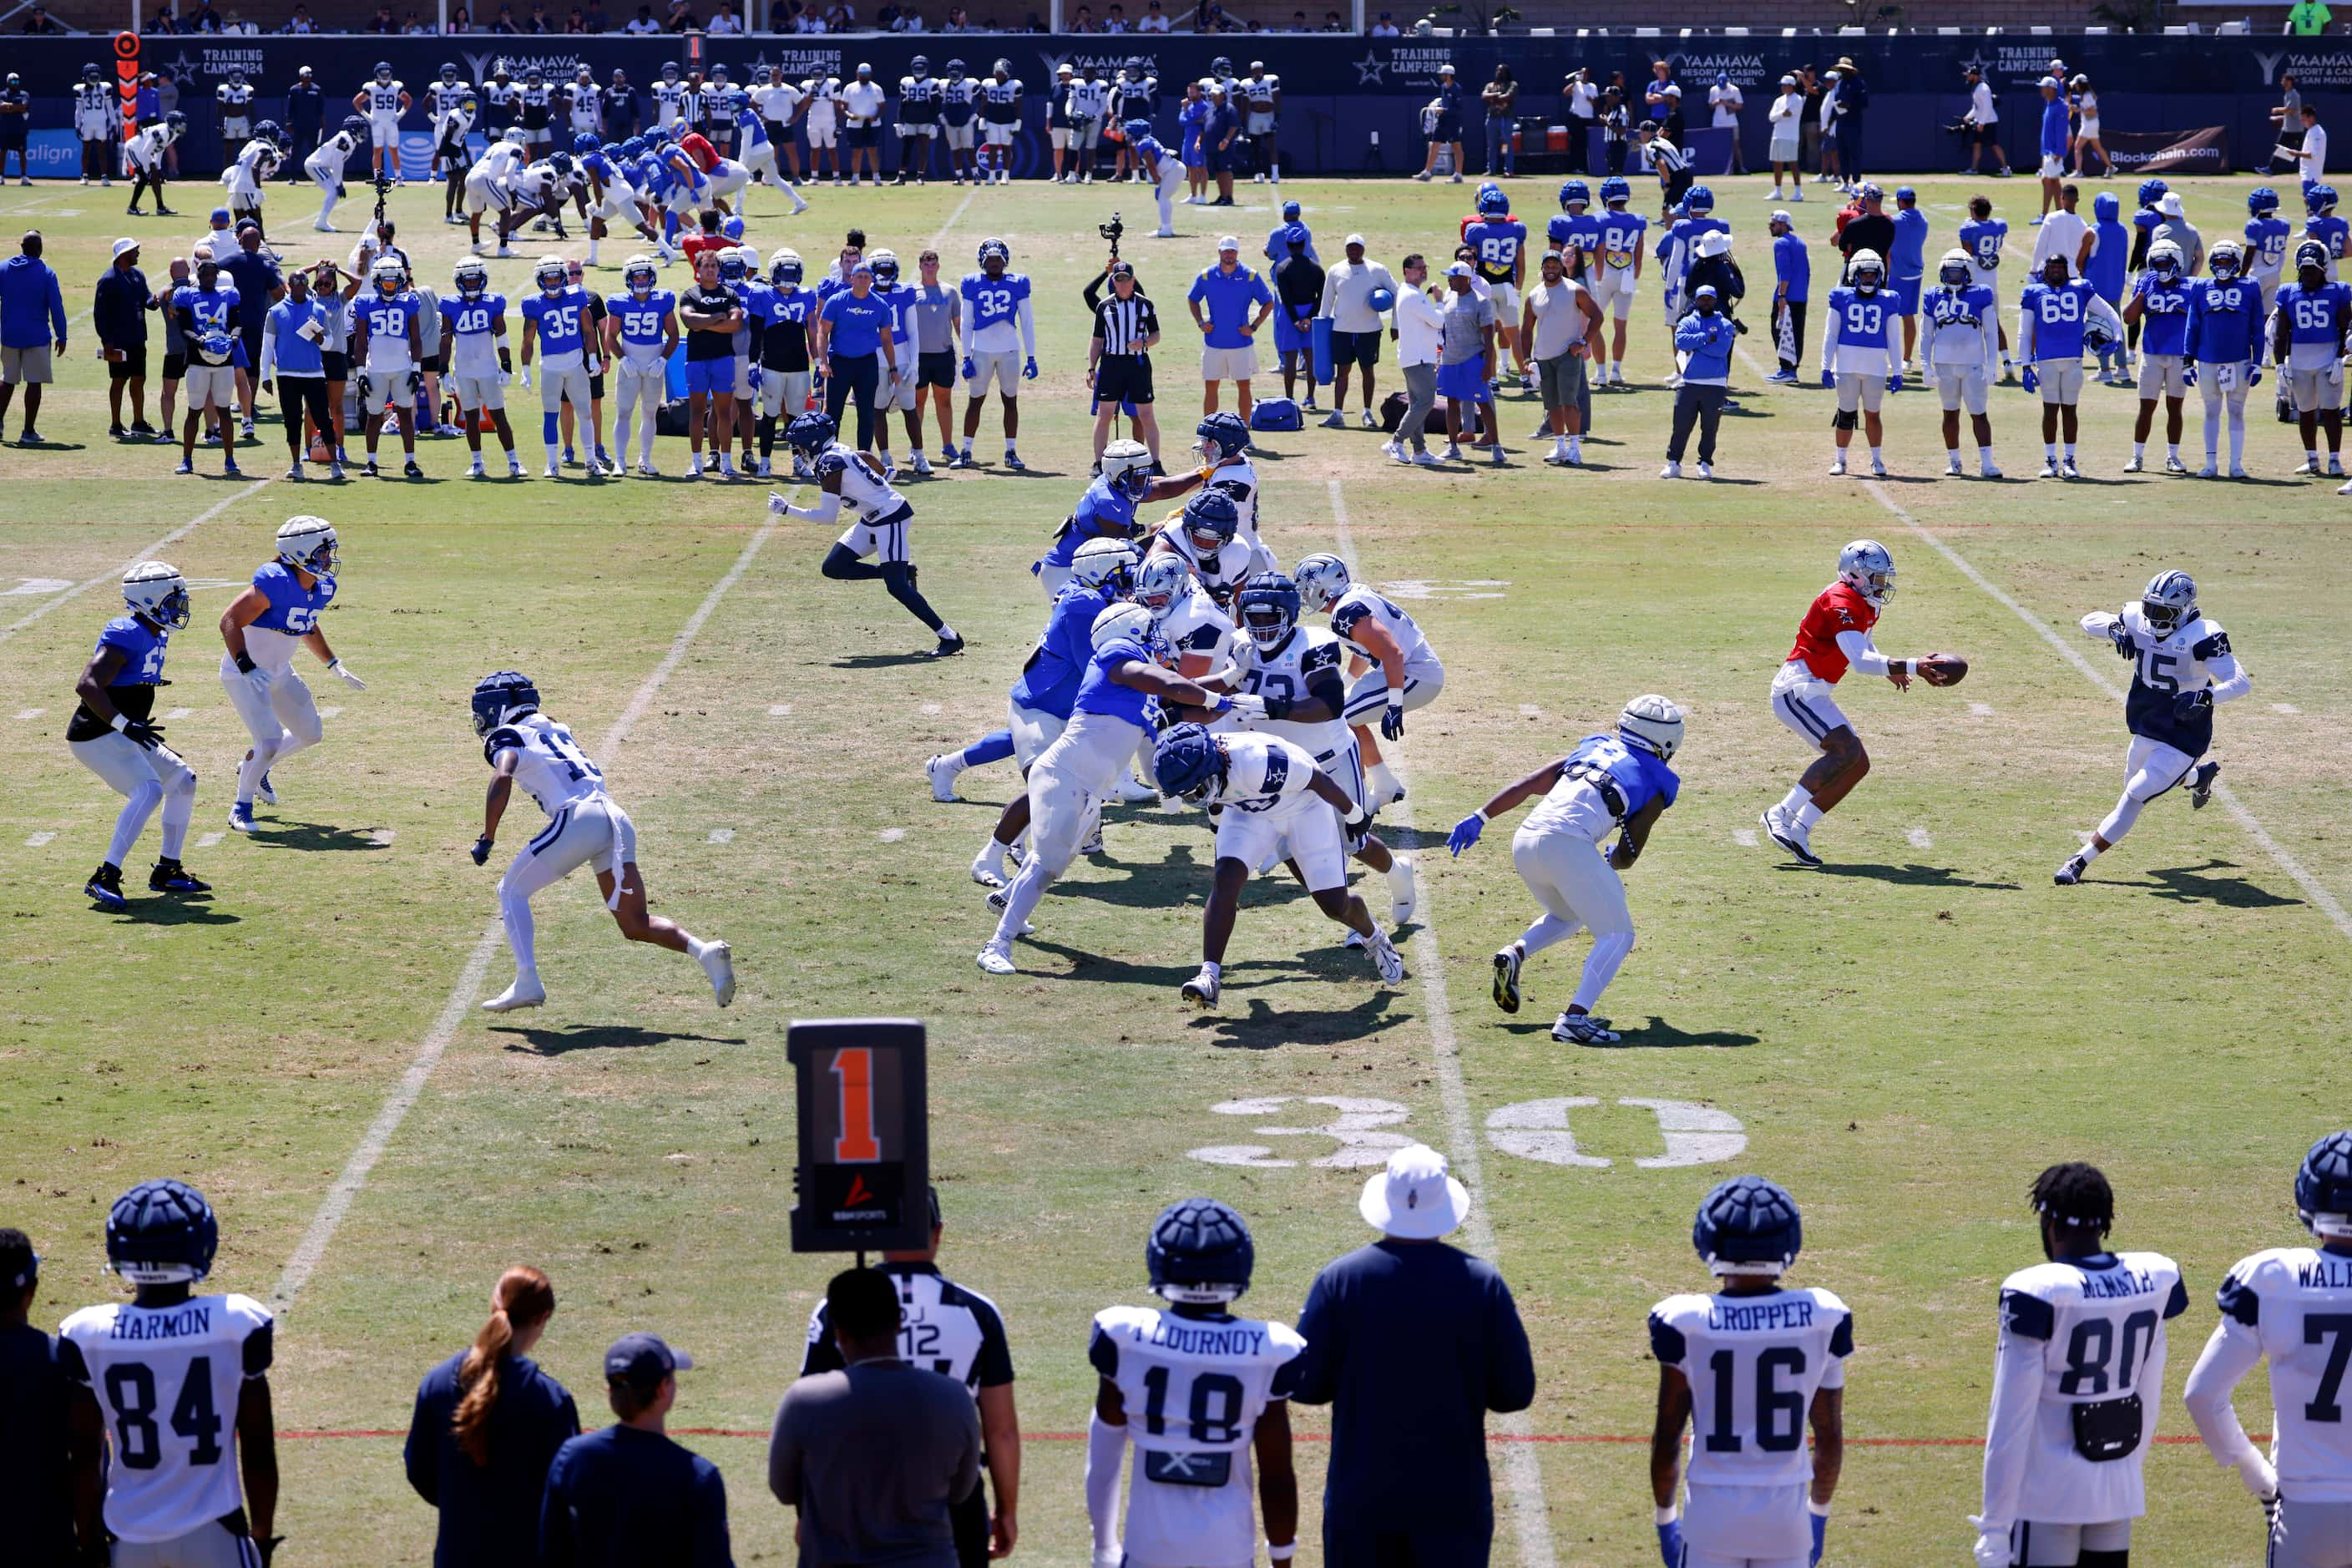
top-left (2, 169), bottom-right (2349, 1566)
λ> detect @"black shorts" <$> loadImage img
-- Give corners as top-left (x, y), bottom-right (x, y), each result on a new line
top-left (423, 349), bottom-right (448, 375)
top-left (108, 346), bottom-right (148, 381)
top-left (321, 350), bottom-right (349, 382)
top-left (1094, 353), bottom-right (1155, 405)
top-left (589, 371), bottom-right (605, 400)
top-left (950, 1473), bottom-right (990, 1568)
top-left (847, 124), bottom-right (881, 149)
top-left (917, 349), bottom-right (954, 389)
top-left (1665, 167), bottom-right (1694, 205)
top-left (1975, 121), bottom-right (2003, 148)
top-left (281, 373), bottom-right (332, 431)
top-left (162, 350), bottom-right (187, 380)
top-left (1331, 328), bottom-right (1380, 371)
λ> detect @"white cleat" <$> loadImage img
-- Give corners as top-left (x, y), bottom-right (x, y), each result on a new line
top-left (2061, 458), bottom-right (2079, 479)
top-left (970, 854), bottom-right (1007, 888)
top-left (2124, 455), bottom-right (2144, 473)
top-left (468, 456), bottom-right (486, 478)
top-left (544, 459), bottom-right (560, 478)
top-left (481, 979), bottom-right (548, 1012)
top-left (926, 752), bottom-right (965, 802)
top-left (2039, 458), bottom-right (2060, 479)
top-left (2054, 854), bottom-right (2088, 887)
top-left (255, 771), bottom-right (279, 807)
top-left (2198, 462), bottom-right (2219, 479)
top-left (699, 940), bottom-right (736, 1006)
top-left (1115, 772), bottom-right (1161, 804)
top-left (1946, 457), bottom-right (1963, 477)
top-left (1869, 457), bottom-right (1888, 478)
top-left (1828, 455), bottom-right (1847, 476)
top-left (976, 940), bottom-right (1017, 975)
top-left (2228, 465), bottom-right (2248, 480)
top-left (507, 455), bottom-right (524, 478)
top-left (638, 461), bottom-right (659, 478)
top-left (1659, 460), bottom-right (1682, 479)
top-left (1181, 965), bottom-right (1220, 1009)
top-left (1079, 828), bottom-right (1106, 855)
top-left (1367, 930), bottom-right (1406, 984)
top-left (1388, 856), bottom-right (1418, 926)
top-left (1980, 459), bottom-right (2003, 479)
top-left (1695, 461), bottom-right (1713, 480)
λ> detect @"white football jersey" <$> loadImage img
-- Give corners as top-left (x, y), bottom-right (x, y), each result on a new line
top-left (1981, 1251), bottom-right (2188, 1527)
top-left (428, 81), bottom-right (472, 117)
top-left (364, 79), bottom-right (407, 116)
top-left (59, 1293), bottom-right (275, 1544)
top-left (1206, 731), bottom-right (1324, 821)
top-left (981, 77), bottom-right (1024, 117)
top-left (816, 443), bottom-right (908, 523)
top-left (1161, 588), bottom-right (1237, 677)
top-left (653, 81), bottom-right (690, 123)
top-left (1327, 584), bottom-right (1436, 671)
top-left (1090, 1303), bottom-right (1305, 1568)
top-left (483, 711), bottom-right (609, 817)
top-left (1235, 626), bottom-right (1351, 759)
top-left (2212, 1247), bottom-right (2352, 1501)
top-left (1151, 522), bottom-right (1258, 608)
top-left (1649, 1287), bottom-right (1854, 1489)
top-left (1199, 456), bottom-right (1262, 541)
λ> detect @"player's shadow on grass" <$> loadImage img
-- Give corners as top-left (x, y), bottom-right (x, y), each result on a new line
top-left (1808, 861), bottom-right (2021, 891)
top-left (1497, 1014), bottom-right (1759, 1050)
top-left (111, 898), bottom-right (239, 927)
top-left (2140, 858), bottom-right (2303, 909)
top-left (492, 1024), bottom-right (750, 1055)
top-left (250, 821), bottom-right (392, 852)
top-left (18, 439), bottom-right (86, 452)
top-left (1188, 987), bottom-right (1409, 1051)
top-left (1056, 851), bottom-right (1312, 911)
top-left (833, 650), bottom-right (946, 670)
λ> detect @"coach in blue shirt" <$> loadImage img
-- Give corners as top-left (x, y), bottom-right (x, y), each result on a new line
top-left (0, 229), bottom-right (66, 444)
top-left (405, 1267), bottom-right (580, 1568)
top-left (1292, 1144), bottom-right (1536, 1566)
top-left (1768, 210), bottom-right (1810, 381)
top-left (2038, 76), bottom-right (2071, 222)
top-left (1186, 236), bottom-right (1272, 415)
top-left (541, 1333), bottom-right (732, 1568)
top-left (817, 261), bottom-right (898, 454)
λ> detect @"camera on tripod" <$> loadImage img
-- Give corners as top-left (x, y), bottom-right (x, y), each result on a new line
top-left (371, 171), bottom-right (396, 225)
top-left (1099, 213), bottom-right (1124, 259)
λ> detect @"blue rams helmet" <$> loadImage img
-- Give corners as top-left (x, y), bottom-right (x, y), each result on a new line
top-left (621, 135), bottom-right (647, 159)
top-left (573, 131), bottom-right (599, 155)
top-left (1236, 571), bottom-right (1302, 652)
top-left (472, 670), bottom-right (540, 736)
top-left (1476, 180), bottom-right (1509, 217)
top-left (1181, 489), bottom-right (1241, 550)
top-left (1560, 178), bottom-right (1591, 210)
top-left (2250, 185), bottom-right (2282, 217)
top-left (106, 1180), bottom-right (220, 1286)
top-left (1192, 409), bottom-right (1251, 466)
top-left (2137, 177), bottom-right (2169, 209)
top-left (1282, 199), bottom-right (1302, 220)
top-left (2312, 184), bottom-right (2341, 217)
top-left (1692, 1176), bottom-right (1803, 1277)
top-left (786, 410), bottom-right (837, 456)
top-left (721, 213), bottom-right (746, 241)
top-left (1153, 722), bottom-right (1228, 805)
top-left (2299, 1132), bottom-right (2352, 1239)
top-left (1125, 118), bottom-right (1151, 143)
top-left (1599, 174), bottom-right (1631, 205)
top-left (978, 236), bottom-right (1011, 270)
top-left (1146, 1196), bottom-right (1255, 1304)
top-left (2141, 569), bottom-right (2198, 635)
top-left (1683, 183), bottom-right (1714, 214)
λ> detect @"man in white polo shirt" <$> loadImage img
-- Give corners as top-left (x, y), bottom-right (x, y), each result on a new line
top-left (1383, 251), bottom-right (1445, 466)
top-left (1317, 233), bottom-right (1396, 429)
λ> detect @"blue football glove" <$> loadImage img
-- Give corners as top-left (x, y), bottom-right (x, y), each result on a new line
top-left (2183, 363), bottom-right (2199, 387)
top-left (2249, 364), bottom-right (2265, 387)
top-left (1447, 813), bottom-right (1485, 857)
top-left (470, 836), bottom-right (494, 866)
top-left (1381, 700), bottom-right (1405, 741)
top-left (1887, 372), bottom-right (1904, 392)
top-left (1657, 1520), bottom-right (1684, 1568)
top-left (2109, 620), bottom-right (2137, 660)
top-left (1819, 367), bottom-right (1836, 388)
top-left (2174, 688), bottom-right (2214, 720)
top-left (1810, 1507), bottom-right (1828, 1566)
top-left (2020, 364), bottom-right (2039, 393)
top-left (1023, 355), bottom-right (1038, 380)
top-left (960, 355), bottom-right (975, 381)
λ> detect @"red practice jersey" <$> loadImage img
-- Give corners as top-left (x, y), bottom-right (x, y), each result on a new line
top-left (679, 132), bottom-right (719, 172)
top-left (1787, 581), bottom-right (1879, 684)
top-left (680, 233), bottom-right (733, 266)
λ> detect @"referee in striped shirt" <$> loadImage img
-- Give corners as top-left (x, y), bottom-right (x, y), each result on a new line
top-left (801, 1186), bottom-right (1020, 1565)
top-left (1638, 119), bottom-right (1694, 216)
top-left (1084, 255), bottom-right (1161, 461)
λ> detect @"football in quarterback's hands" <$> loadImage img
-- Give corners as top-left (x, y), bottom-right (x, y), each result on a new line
top-left (1918, 653), bottom-right (1970, 687)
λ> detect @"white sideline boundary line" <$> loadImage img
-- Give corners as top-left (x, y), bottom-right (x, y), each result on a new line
top-left (1862, 481), bottom-right (2352, 948)
top-left (1326, 478), bottom-right (1557, 1568)
top-left (1, 478), bottom-right (271, 645)
top-left (269, 513), bottom-right (781, 1313)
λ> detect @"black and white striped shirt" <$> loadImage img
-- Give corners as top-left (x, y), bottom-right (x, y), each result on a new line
top-left (802, 1262), bottom-right (1014, 1398)
top-left (1649, 139), bottom-right (1692, 175)
top-left (1088, 285), bottom-right (1159, 356)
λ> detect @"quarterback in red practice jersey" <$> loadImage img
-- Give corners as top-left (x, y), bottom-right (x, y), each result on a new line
top-left (1761, 539), bottom-right (1936, 867)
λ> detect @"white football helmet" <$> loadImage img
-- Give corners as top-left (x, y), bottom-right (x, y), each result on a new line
top-left (1846, 249), bottom-right (1885, 293)
top-left (1100, 437), bottom-right (1154, 494)
top-left (1132, 554), bottom-right (1196, 621)
top-left (122, 560), bottom-right (190, 630)
top-left (276, 515), bottom-right (340, 576)
top-left (623, 255), bottom-right (658, 295)
top-left (1617, 695), bottom-right (1686, 764)
top-left (1938, 248), bottom-right (1974, 286)
top-left (2208, 239), bottom-right (2244, 282)
top-left (453, 259), bottom-right (490, 298)
top-left (534, 255), bottom-right (569, 292)
top-left (503, 125), bottom-right (529, 146)
top-left (1292, 551), bottom-right (1353, 612)
top-left (2148, 240), bottom-right (2185, 283)
top-left (2141, 569), bottom-right (2198, 635)
top-left (1091, 600), bottom-right (1159, 652)
top-left (1070, 538), bottom-right (1141, 594)
top-left (370, 255), bottom-right (407, 296)
top-left (1838, 539), bottom-right (1896, 606)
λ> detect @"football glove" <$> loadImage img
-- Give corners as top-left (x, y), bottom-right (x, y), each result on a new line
top-left (2249, 364), bottom-right (2265, 387)
top-left (1220, 692), bottom-right (1268, 721)
top-left (518, 365), bottom-right (533, 388)
top-left (329, 658), bottom-right (367, 690)
top-left (1381, 695), bottom-right (1406, 741)
top-left (1343, 810), bottom-right (1374, 851)
top-left (470, 835), bottom-right (494, 866)
top-left (960, 354), bottom-right (976, 381)
top-left (1970, 1526), bottom-right (2010, 1568)
top-left (1259, 692), bottom-right (1294, 722)
top-left (2109, 620), bottom-right (2137, 660)
top-left (2235, 1453), bottom-right (2280, 1503)
top-left (2173, 688), bottom-right (2214, 720)
top-left (2183, 363), bottom-right (2198, 387)
top-left (1023, 355), bottom-right (1038, 380)
top-left (1656, 1520), bottom-right (1684, 1568)
top-left (1447, 812), bottom-right (1485, 856)
top-left (1887, 372), bottom-right (1904, 392)
top-left (119, 717), bottom-right (166, 751)
top-left (2020, 364), bottom-right (2039, 393)
top-left (1819, 367), bottom-right (1836, 388)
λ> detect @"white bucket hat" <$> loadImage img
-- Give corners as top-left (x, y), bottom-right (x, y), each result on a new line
top-left (1359, 1144), bottom-right (1470, 1240)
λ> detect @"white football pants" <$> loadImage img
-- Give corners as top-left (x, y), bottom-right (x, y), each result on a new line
top-left (1510, 824), bottom-right (1635, 1013)
top-left (497, 792), bottom-right (636, 982)
top-left (218, 656), bottom-right (324, 805)
top-left (72, 730), bottom-right (195, 867)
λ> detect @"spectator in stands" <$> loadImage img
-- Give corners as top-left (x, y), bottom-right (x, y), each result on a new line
top-left (2287, 0), bottom-right (2332, 33)
top-left (188, 0), bottom-right (225, 30)
top-left (1140, 0), bottom-right (1170, 29)
top-left (20, 5), bottom-right (65, 33)
top-left (446, 4), bottom-right (473, 27)
top-left (707, 7), bottom-right (740, 31)
top-left (1481, 65), bottom-right (1516, 180)
top-left (1193, 0), bottom-right (1242, 30)
top-left (285, 3), bottom-right (317, 31)
top-left (1103, 3), bottom-right (1130, 28)
top-left (625, 4), bottom-right (659, 31)
top-left (585, 0), bottom-right (609, 25)
top-left (666, 0), bottom-right (702, 28)
top-left (541, 1334), bottom-right (733, 1568)
top-left (489, 3), bottom-right (519, 28)
top-left (1833, 55), bottom-right (1869, 189)
top-left (0, 1228), bottom-right (84, 1568)
top-left (1293, 1146), bottom-right (1536, 1563)
top-left (402, 9), bottom-right (432, 32)
top-left (1368, 9), bottom-right (1399, 35)
top-left (0, 230), bottom-right (67, 446)
top-left (366, 2), bottom-right (400, 29)
top-left (1416, 63), bottom-right (1464, 185)
top-left (146, 7), bottom-right (179, 33)
top-left (406, 1267), bottom-right (581, 1568)
top-left (1324, 9), bottom-right (1345, 29)
top-left (1644, 59), bottom-right (1676, 123)
top-left (771, 1267), bottom-right (983, 1568)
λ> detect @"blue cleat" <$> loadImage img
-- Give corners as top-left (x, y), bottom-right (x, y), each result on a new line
top-left (84, 863), bottom-right (128, 912)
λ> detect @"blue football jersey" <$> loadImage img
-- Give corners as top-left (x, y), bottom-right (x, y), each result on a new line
top-left (2132, 274), bottom-right (2193, 357)
top-left (1044, 473), bottom-right (1136, 570)
top-left (2186, 278), bottom-right (2261, 365)
top-left (1463, 216), bottom-right (1528, 285)
top-left (2277, 280), bottom-right (2352, 347)
top-left (1072, 635), bottom-right (1156, 727)
top-left (2248, 215), bottom-right (2294, 280)
top-left (1957, 217), bottom-right (2010, 274)
top-left (960, 270), bottom-right (1031, 336)
top-left (611, 287), bottom-right (677, 351)
top-left (521, 286), bottom-right (589, 356)
top-left (248, 560), bottom-right (336, 636)
top-left (1596, 210), bottom-right (1648, 274)
top-left (1564, 732), bottom-right (1679, 818)
top-left (96, 615), bottom-right (170, 686)
top-left (1009, 584), bottom-right (1113, 719)
top-left (355, 291), bottom-right (420, 355)
top-left (2309, 215), bottom-right (2349, 267)
top-left (2021, 278), bottom-right (2102, 361)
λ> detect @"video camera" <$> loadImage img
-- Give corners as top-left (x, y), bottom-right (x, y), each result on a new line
top-left (371, 171), bottom-right (397, 227)
top-left (1099, 212), bottom-right (1124, 260)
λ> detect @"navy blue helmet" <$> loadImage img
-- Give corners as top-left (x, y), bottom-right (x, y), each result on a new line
top-left (786, 410), bottom-right (837, 455)
top-left (2249, 185), bottom-right (2281, 218)
top-left (1154, 722), bottom-right (1227, 804)
top-left (1560, 178), bottom-right (1590, 210)
top-left (1236, 571), bottom-right (1302, 652)
top-left (2299, 1132), bottom-right (2352, 1236)
top-left (1193, 410), bottom-right (1250, 466)
top-left (1683, 183), bottom-right (1714, 214)
top-left (574, 131), bottom-right (599, 155)
top-left (471, 670), bottom-right (540, 736)
top-left (1282, 199), bottom-right (1302, 221)
top-left (1146, 1196), bottom-right (1255, 1304)
top-left (1693, 1176), bottom-right (1803, 1277)
top-left (1181, 489), bottom-right (1240, 549)
top-left (106, 1180), bottom-right (220, 1285)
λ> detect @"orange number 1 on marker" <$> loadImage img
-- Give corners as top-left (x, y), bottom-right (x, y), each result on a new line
top-left (831, 1048), bottom-right (882, 1162)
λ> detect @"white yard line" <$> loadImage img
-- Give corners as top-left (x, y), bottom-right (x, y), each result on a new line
top-left (1864, 480), bottom-right (2352, 948)
top-left (0, 478), bottom-right (271, 645)
top-left (269, 513), bottom-right (781, 1313)
top-left (1905, 827), bottom-right (1934, 849)
top-left (1327, 477), bottom-right (1556, 1568)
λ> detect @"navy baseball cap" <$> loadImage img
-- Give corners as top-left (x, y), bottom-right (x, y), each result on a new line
top-left (1895, 185), bottom-right (1917, 204)
top-left (605, 1333), bottom-right (693, 1391)
top-left (209, 207), bottom-right (232, 225)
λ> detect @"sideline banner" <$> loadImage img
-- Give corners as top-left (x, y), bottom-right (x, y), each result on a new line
top-left (2102, 127), bottom-right (2231, 175)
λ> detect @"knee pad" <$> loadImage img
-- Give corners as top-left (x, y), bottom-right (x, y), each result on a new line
top-left (170, 768), bottom-right (198, 799)
top-left (1832, 408), bottom-right (1859, 432)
